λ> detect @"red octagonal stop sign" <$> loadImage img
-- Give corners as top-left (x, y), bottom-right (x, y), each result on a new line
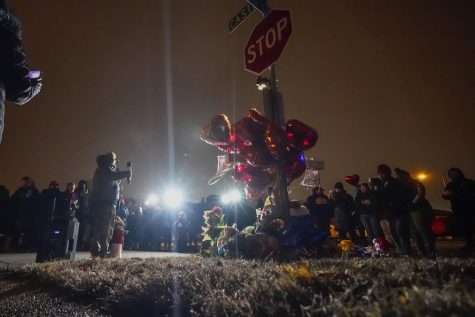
top-left (244, 10), bottom-right (292, 75)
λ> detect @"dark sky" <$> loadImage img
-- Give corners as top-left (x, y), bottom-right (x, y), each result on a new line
top-left (1, 0), bottom-right (474, 209)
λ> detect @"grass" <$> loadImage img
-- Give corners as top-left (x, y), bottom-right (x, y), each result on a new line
top-left (14, 256), bottom-right (475, 316)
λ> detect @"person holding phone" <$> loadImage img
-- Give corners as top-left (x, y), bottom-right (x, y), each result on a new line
top-left (0, 0), bottom-right (42, 143)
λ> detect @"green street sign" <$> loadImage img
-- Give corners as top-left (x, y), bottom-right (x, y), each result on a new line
top-left (228, 3), bottom-right (255, 33)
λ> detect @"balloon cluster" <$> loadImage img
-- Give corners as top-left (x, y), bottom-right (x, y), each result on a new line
top-left (201, 108), bottom-right (318, 202)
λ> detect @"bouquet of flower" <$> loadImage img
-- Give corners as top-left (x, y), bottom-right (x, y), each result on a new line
top-left (338, 239), bottom-right (354, 252)
top-left (201, 207), bottom-right (227, 256)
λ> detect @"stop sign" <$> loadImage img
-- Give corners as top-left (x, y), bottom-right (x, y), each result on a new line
top-left (244, 10), bottom-right (292, 75)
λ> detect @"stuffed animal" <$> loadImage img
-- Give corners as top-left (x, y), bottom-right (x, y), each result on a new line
top-left (109, 216), bottom-right (126, 258)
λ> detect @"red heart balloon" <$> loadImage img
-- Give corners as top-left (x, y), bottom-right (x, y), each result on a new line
top-left (224, 133), bottom-right (246, 154)
top-left (233, 163), bottom-right (253, 183)
top-left (285, 119), bottom-right (318, 151)
top-left (215, 144), bottom-right (236, 153)
top-left (234, 164), bottom-right (273, 186)
top-left (265, 123), bottom-right (290, 159)
top-left (210, 114), bottom-right (232, 142)
top-left (245, 171), bottom-right (273, 203)
top-left (201, 124), bottom-right (236, 153)
top-left (248, 108), bottom-right (268, 125)
top-left (200, 123), bottom-right (218, 145)
top-left (201, 114), bottom-right (232, 144)
top-left (248, 169), bottom-right (273, 190)
top-left (201, 114), bottom-right (236, 154)
top-left (240, 145), bottom-right (273, 167)
top-left (234, 117), bottom-right (267, 148)
top-left (344, 174), bottom-right (360, 187)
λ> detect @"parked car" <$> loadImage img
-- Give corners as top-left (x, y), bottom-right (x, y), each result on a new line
top-left (432, 209), bottom-right (458, 237)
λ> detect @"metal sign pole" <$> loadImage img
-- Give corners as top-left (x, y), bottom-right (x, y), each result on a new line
top-left (244, 1), bottom-right (291, 219)
top-left (263, 64), bottom-right (289, 220)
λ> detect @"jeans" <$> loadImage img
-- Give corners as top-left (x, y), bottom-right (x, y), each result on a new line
top-left (360, 214), bottom-right (384, 243)
top-left (390, 213), bottom-right (411, 256)
top-left (90, 205), bottom-right (116, 258)
top-left (411, 208), bottom-right (435, 257)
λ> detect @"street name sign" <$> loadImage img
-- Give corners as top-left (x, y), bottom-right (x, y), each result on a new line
top-left (228, 3), bottom-right (255, 33)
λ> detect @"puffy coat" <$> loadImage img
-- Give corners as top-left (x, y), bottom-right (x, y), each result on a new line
top-left (0, 5), bottom-right (41, 142)
top-left (91, 159), bottom-right (130, 207)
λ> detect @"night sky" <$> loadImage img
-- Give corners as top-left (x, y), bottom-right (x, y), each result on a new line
top-left (1, 0), bottom-right (474, 209)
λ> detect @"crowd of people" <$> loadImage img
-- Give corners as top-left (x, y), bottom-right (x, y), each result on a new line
top-left (0, 177), bottom-right (89, 252)
top-left (1, 163), bottom-right (474, 259)
top-left (254, 165), bottom-right (475, 258)
top-left (0, 177), bottom-right (242, 256)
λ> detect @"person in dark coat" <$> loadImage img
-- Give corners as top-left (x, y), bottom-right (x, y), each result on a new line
top-left (377, 164), bottom-right (412, 256)
top-left (10, 176), bottom-right (39, 250)
top-left (330, 182), bottom-right (355, 241)
top-left (308, 187), bottom-right (333, 234)
top-left (75, 180), bottom-right (91, 250)
top-left (368, 177), bottom-right (396, 247)
top-left (124, 202), bottom-right (143, 250)
top-left (355, 183), bottom-right (384, 245)
top-left (174, 211), bottom-right (190, 252)
top-left (305, 187), bottom-right (318, 214)
top-left (442, 168), bottom-right (475, 250)
top-left (36, 181), bottom-right (60, 252)
top-left (394, 168), bottom-right (435, 257)
top-left (39, 181), bottom-right (60, 222)
top-left (0, 0), bottom-right (42, 143)
top-left (401, 171), bottom-right (435, 258)
top-left (54, 182), bottom-right (78, 220)
top-left (90, 152), bottom-right (131, 258)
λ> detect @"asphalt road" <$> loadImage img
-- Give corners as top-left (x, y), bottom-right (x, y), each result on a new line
top-left (0, 251), bottom-right (191, 270)
top-left (0, 239), bottom-right (470, 271)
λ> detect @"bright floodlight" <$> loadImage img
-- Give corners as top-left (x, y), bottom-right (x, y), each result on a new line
top-left (222, 190), bottom-right (242, 204)
top-left (145, 193), bottom-right (159, 206)
top-left (417, 173), bottom-right (428, 181)
top-left (163, 188), bottom-right (184, 208)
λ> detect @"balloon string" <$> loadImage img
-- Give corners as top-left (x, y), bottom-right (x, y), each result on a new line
top-left (231, 22), bottom-right (237, 169)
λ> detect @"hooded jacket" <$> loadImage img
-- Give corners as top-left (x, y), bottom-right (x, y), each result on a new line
top-left (91, 155), bottom-right (130, 207)
top-left (0, 4), bottom-right (41, 142)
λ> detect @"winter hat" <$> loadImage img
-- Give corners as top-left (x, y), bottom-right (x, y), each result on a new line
top-left (448, 167), bottom-right (464, 179)
top-left (96, 154), bottom-right (108, 167)
top-left (334, 182), bottom-right (344, 190)
top-left (377, 164), bottom-right (391, 175)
